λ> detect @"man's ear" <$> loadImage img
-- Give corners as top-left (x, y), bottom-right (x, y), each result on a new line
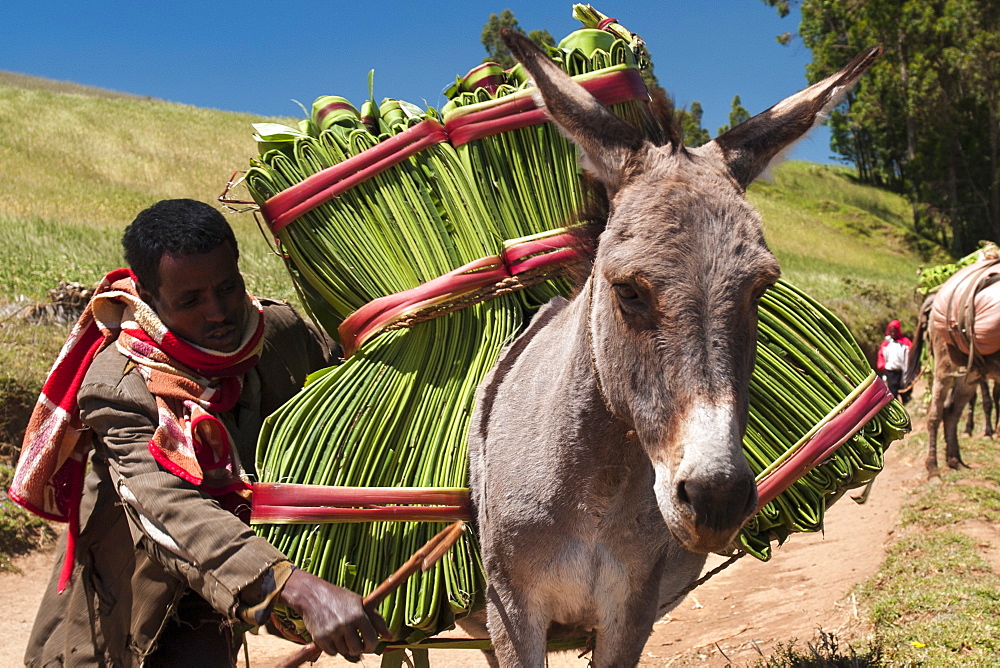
top-left (135, 280), bottom-right (156, 306)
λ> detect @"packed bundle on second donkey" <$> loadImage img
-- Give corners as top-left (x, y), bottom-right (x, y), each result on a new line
top-left (909, 244), bottom-right (1000, 475)
top-left (235, 7), bottom-right (908, 659)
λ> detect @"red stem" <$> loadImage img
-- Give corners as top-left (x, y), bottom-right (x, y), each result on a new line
top-left (262, 119), bottom-right (448, 233)
top-left (252, 483), bottom-right (470, 507)
top-left (337, 255), bottom-right (508, 357)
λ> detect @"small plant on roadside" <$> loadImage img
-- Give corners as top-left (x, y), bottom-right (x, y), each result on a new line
top-left (0, 329), bottom-right (63, 573)
top-left (752, 629), bottom-right (885, 667)
top-left (0, 460), bottom-right (56, 574)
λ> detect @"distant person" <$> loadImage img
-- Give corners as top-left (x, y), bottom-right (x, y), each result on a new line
top-left (12, 199), bottom-right (387, 667)
top-left (877, 319), bottom-right (912, 400)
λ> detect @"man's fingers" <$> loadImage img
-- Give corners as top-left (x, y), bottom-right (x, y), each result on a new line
top-left (337, 629), bottom-right (364, 658)
top-left (313, 636), bottom-right (339, 658)
top-left (372, 612), bottom-right (392, 640)
top-left (358, 618), bottom-right (381, 652)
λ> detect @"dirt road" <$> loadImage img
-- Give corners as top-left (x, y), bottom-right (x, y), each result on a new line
top-left (1, 435), bottom-right (927, 667)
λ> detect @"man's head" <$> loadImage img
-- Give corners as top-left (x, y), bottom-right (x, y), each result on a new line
top-left (122, 199), bottom-right (249, 352)
top-left (886, 319), bottom-right (902, 339)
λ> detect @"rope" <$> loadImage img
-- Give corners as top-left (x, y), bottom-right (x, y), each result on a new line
top-left (380, 268), bottom-right (564, 333)
top-left (657, 552), bottom-right (746, 614)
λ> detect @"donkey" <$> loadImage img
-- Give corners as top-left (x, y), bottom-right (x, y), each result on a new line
top-left (908, 269), bottom-right (1000, 476)
top-left (467, 29), bottom-right (881, 667)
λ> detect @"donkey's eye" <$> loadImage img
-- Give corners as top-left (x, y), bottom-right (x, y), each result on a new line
top-left (613, 283), bottom-right (640, 302)
top-left (753, 279), bottom-right (777, 302)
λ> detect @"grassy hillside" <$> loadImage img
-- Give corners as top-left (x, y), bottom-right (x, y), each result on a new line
top-left (0, 71), bottom-right (942, 333)
top-left (749, 162), bottom-right (947, 351)
top-left (0, 73), bottom-right (298, 303)
top-left (0, 69), bottom-right (941, 513)
top-left (0, 70), bottom-right (946, 431)
top-left (0, 70), bottom-right (950, 417)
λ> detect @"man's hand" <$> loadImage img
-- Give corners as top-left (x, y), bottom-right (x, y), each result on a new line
top-left (278, 568), bottom-right (390, 660)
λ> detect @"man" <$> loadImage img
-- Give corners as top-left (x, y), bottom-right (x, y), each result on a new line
top-left (14, 199), bottom-right (386, 666)
top-left (877, 319), bottom-right (912, 400)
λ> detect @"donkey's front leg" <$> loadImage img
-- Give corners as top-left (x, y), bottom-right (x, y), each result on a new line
top-left (926, 370), bottom-right (954, 476)
top-left (943, 379), bottom-right (976, 470)
top-left (485, 580), bottom-right (548, 667)
top-left (590, 557), bottom-right (666, 668)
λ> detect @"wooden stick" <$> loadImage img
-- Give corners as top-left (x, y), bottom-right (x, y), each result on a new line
top-left (274, 521), bottom-right (465, 668)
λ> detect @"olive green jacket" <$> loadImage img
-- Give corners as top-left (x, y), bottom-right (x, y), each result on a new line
top-left (25, 300), bottom-right (337, 667)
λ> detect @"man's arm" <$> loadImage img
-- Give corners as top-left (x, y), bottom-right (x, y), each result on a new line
top-left (79, 369), bottom-right (289, 614)
top-left (80, 360), bottom-right (386, 653)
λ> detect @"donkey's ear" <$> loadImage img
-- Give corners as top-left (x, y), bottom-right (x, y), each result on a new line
top-left (502, 28), bottom-right (647, 189)
top-left (712, 46), bottom-right (882, 188)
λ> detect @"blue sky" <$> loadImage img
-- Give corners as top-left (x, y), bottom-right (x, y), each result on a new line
top-left (2, 1), bottom-right (838, 164)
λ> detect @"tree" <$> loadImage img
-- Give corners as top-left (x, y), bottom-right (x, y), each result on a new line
top-left (678, 101), bottom-right (711, 147)
top-left (717, 95), bottom-right (751, 136)
top-left (764, 0), bottom-right (1000, 257)
top-left (481, 9), bottom-right (555, 68)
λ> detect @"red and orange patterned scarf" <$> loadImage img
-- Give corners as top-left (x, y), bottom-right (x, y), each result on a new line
top-left (7, 268), bottom-right (264, 590)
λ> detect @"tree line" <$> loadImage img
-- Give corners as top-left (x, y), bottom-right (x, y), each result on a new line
top-left (762, 0), bottom-right (999, 257)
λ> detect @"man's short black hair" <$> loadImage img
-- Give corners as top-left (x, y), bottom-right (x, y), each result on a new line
top-left (122, 199), bottom-right (239, 295)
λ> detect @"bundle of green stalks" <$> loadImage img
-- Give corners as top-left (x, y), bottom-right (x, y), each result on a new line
top-left (246, 103), bottom-right (515, 641)
top-left (240, 6), bottom-right (908, 646)
top-left (917, 242), bottom-right (1000, 295)
top-left (741, 281), bottom-right (909, 558)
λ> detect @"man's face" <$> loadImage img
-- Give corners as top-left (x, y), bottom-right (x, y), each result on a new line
top-left (139, 242), bottom-right (249, 353)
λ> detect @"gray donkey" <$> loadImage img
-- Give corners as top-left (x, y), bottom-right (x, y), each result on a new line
top-left (467, 29), bottom-right (881, 667)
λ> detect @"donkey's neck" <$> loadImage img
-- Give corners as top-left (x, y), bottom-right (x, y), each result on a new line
top-left (548, 287), bottom-right (637, 455)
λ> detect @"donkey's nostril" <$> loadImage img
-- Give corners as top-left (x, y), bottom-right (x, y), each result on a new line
top-left (675, 479), bottom-right (692, 510)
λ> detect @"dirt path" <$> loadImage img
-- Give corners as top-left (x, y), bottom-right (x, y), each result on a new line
top-left (1, 435), bottom-right (926, 668)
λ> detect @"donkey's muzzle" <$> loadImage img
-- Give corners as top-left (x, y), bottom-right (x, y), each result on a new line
top-left (673, 472), bottom-right (757, 552)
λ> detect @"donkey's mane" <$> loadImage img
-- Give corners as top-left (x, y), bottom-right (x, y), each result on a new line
top-left (563, 85), bottom-right (685, 292)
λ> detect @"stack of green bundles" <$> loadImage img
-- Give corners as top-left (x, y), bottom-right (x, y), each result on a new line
top-left (242, 5), bottom-right (909, 645)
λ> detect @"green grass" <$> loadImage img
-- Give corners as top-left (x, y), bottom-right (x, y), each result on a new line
top-left (852, 435), bottom-right (1000, 665)
top-left (0, 76), bottom-right (299, 302)
top-left (0, 318), bottom-right (68, 572)
top-left (748, 162), bottom-right (948, 349)
top-left (0, 456), bottom-right (56, 573)
top-left (752, 629), bottom-right (885, 667)
top-left (0, 81), bottom-right (266, 225)
top-left (0, 211), bottom-right (298, 304)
